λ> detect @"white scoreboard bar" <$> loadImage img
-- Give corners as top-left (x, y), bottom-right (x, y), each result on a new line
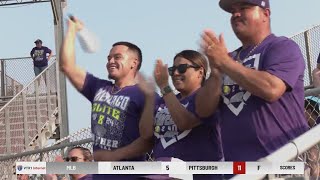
top-left (15, 161), bottom-right (304, 175)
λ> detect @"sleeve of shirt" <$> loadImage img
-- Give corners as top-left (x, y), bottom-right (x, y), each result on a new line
top-left (30, 48), bottom-right (35, 56)
top-left (46, 47), bottom-right (52, 54)
top-left (185, 92), bottom-right (218, 125)
top-left (80, 72), bottom-right (112, 102)
top-left (263, 38), bottom-right (305, 90)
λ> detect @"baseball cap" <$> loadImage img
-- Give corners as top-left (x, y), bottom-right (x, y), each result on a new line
top-left (219, 0), bottom-right (270, 13)
top-left (34, 39), bottom-right (42, 43)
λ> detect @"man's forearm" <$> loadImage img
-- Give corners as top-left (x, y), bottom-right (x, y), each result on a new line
top-left (60, 25), bottom-right (77, 72)
top-left (94, 137), bottom-right (154, 161)
top-left (48, 52), bottom-right (52, 60)
top-left (219, 58), bottom-right (286, 102)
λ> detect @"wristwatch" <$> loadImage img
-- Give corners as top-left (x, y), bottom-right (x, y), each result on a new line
top-left (161, 85), bottom-right (172, 96)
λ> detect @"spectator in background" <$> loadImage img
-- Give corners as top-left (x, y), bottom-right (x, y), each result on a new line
top-left (312, 54), bottom-right (320, 87)
top-left (17, 174), bottom-right (29, 180)
top-left (30, 39), bottom-right (52, 86)
top-left (45, 146), bottom-right (93, 180)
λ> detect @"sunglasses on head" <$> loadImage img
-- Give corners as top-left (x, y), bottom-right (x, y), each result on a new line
top-left (168, 64), bottom-right (200, 76)
top-left (64, 156), bottom-right (83, 162)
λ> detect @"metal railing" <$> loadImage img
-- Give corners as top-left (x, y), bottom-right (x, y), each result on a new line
top-left (0, 59), bottom-right (59, 156)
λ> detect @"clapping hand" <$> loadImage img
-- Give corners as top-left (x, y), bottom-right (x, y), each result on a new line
top-left (154, 59), bottom-right (169, 89)
top-left (200, 29), bottom-right (230, 69)
top-left (136, 72), bottom-right (156, 97)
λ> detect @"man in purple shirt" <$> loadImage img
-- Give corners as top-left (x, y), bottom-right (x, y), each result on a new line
top-left (30, 39), bottom-right (52, 76)
top-left (60, 16), bottom-right (154, 179)
top-left (196, 0), bottom-right (309, 161)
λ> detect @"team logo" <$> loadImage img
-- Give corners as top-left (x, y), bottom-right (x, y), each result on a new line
top-left (155, 103), bottom-right (192, 149)
top-left (17, 165), bottom-right (23, 171)
top-left (222, 53), bottom-right (261, 116)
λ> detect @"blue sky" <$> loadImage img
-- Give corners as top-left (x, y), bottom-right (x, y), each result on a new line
top-left (0, 0), bottom-right (319, 134)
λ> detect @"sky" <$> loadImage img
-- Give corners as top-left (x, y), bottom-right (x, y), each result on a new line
top-left (0, 0), bottom-right (320, 134)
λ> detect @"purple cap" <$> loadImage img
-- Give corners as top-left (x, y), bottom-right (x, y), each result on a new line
top-left (219, 0), bottom-right (270, 13)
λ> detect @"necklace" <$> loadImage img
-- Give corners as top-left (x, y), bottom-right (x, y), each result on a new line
top-left (111, 85), bottom-right (123, 94)
top-left (236, 41), bottom-right (263, 63)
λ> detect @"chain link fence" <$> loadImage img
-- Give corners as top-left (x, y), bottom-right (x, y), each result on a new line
top-left (1, 57), bottom-right (56, 97)
top-left (0, 58), bottom-right (58, 156)
top-left (291, 25), bottom-right (320, 87)
top-left (289, 25), bottom-right (320, 180)
top-left (302, 96), bottom-right (320, 179)
top-left (0, 127), bottom-right (92, 180)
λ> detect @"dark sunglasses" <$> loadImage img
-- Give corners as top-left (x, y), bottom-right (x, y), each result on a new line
top-left (64, 156), bottom-right (83, 162)
top-left (168, 64), bottom-right (200, 76)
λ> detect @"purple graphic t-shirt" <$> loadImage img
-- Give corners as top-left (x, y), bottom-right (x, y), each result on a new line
top-left (153, 91), bottom-right (223, 161)
top-left (80, 73), bottom-right (145, 161)
top-left (220, 34), bottom-right (309, 161)
top-left (30, 46), bottom-right (51, 67)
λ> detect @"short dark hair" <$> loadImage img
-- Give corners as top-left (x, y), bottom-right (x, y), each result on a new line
top-left (112, 41), bottom-right (143, 70)
top-left (68, 146), bottom-right (93, 162)
top-left (173, 50), bottom-right (208, 85)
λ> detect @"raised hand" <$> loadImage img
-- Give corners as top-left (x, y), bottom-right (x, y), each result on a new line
top-left (67, 15), bottom-right (84, 32)
top-left (200, 29), bottom-right (230, 69)
top-left (154, 59), bottom-right (169, 89)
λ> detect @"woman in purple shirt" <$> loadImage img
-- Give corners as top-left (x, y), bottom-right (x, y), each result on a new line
top-left (141, 50), bottom-right (223, 180)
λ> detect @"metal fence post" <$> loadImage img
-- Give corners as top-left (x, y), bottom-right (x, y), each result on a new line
top-left (52, 0), bottom-right (69, 141)
top-left (5, 108), bottom-right (11, 154)
top-left (1, 60), bottom-right (5, 97)
top-left (22, 92), bottom-right (28, 150)
top-left (304, 30), bottom-right (313, 84)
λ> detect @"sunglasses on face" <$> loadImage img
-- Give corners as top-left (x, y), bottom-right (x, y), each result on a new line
top-left (168, 64), bottom-right (200, 76)
top-left (64, 156), bottom-right (83, 162)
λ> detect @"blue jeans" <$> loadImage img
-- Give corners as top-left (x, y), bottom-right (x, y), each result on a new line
top-left (34, 66), bottom-right (47, 76)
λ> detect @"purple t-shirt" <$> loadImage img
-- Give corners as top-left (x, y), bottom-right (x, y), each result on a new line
top-left (153, 91), bottom-right (223, 161)
top-left (80, 73), bottom-right (145, 161)
top-left (220, 34), bottom-right (309, 161)
top-left (30, 46), bottom-right (51, 67)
